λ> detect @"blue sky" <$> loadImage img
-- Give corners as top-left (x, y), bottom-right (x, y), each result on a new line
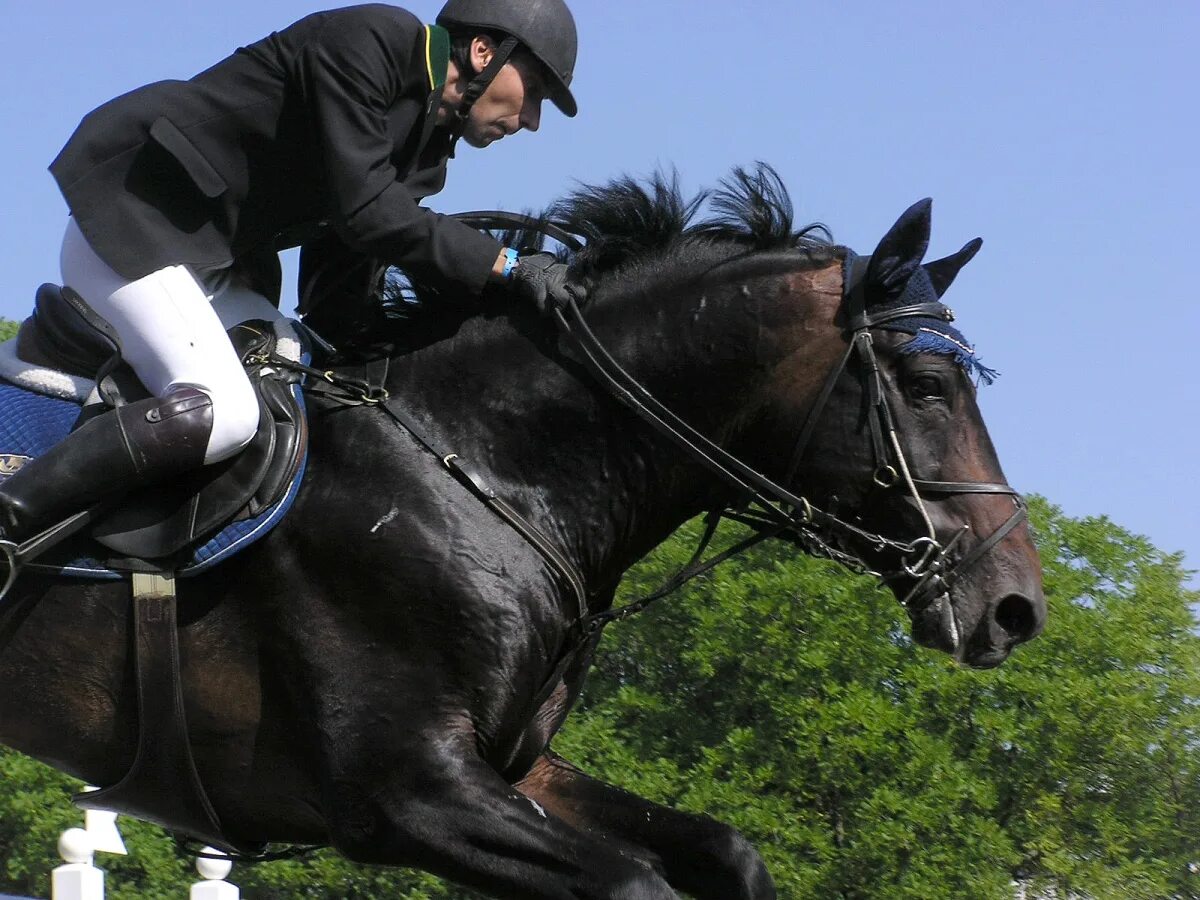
top-left (4, 1), bottom-right (1198, 584)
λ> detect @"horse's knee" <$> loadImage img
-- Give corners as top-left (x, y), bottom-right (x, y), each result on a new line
top-left (694, 826), bottom-right (775, 900)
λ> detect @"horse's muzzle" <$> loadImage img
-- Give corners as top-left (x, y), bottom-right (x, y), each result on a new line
top-left (907, 586), bottom-right (1045, 668)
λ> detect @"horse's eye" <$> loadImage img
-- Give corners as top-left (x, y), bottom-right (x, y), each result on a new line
top-left (907, 374), bottom-right (944, 401)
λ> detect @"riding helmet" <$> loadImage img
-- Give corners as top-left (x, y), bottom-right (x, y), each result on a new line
top-left (437, 0), bottom-right (579, 117)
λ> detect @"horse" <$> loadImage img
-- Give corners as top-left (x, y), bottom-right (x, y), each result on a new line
top-left (0, 166), bottom-right (1045, 900)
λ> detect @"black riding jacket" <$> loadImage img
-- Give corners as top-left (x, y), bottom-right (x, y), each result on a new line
top-left (50, 4), bottom-right (501, 299)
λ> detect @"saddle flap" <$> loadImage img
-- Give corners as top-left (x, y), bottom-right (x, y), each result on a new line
top-left (87, 320), bottom-right (306, 562)
top-left (251, 376), bottom-right (306, 514)
top-left (2, 311), bottom-right (308, 572)
top-left (91, 386), bottom-right (277, 560)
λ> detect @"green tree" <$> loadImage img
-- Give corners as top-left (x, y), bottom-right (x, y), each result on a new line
top-left (558, 522), bottom-right (1020, 899)
top-left (557, 498), bottom-right (1200, 899)
top-left (0, 751), bottom-right (478, 900)
top-left (0, 319), bottom-right (17, 342)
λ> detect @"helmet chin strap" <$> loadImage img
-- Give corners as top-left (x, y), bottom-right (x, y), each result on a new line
top-left (450, 36), bottom-right (520, 142)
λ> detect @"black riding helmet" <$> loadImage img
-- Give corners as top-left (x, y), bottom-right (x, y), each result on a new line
top-left (437, 0), bottom-right (579, 122)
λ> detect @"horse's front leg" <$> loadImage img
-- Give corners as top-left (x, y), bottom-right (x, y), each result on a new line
top-left (516, 751), bottom-right (776, 900)
top-left (324, 731), bottom-right (679, 900)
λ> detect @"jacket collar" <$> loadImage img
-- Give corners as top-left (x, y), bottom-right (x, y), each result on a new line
top-left (424, 24), bottom-right (450, 91)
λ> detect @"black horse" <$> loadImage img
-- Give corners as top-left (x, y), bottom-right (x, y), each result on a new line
top-left (0, 168), bottom-right (1044, 899)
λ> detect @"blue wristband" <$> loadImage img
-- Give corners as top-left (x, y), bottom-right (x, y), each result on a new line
top-left (501, 248), bottom-right (520, 280)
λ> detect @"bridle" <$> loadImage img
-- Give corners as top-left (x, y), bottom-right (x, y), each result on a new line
top-left (777, 253), bottom-right (1027, 613)
top-left (551, 249), bottom-right (1028, 630)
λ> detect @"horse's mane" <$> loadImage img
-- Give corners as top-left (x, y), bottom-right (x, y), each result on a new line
top-left (386, 163), bottom-right (838, 320)
top-left (550, 163), bottom-right (834, 282)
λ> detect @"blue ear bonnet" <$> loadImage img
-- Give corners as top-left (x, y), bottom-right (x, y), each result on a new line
top-left (845, 251), bottom-right (999, 386)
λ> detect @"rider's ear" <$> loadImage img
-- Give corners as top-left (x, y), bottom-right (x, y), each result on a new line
top-left (865, 198), bottom-right (932, 300)
top-left (923, 238), bottom-right (983, 298)
top-left (471, 35), bottom-right (496, 75)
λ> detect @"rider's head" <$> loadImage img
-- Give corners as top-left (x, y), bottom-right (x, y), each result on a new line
top-left (437, 0), bottom-right (578, 149)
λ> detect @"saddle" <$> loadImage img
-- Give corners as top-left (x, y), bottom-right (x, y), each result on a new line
top-left (1, 283), bottom-right (308, 572)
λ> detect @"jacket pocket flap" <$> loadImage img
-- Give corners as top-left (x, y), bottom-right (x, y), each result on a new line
top-left (148, 117), bottom-right (227, 198)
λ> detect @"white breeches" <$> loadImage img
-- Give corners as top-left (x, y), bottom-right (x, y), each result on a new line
top-left (60, 218), bottom-right (284, 464)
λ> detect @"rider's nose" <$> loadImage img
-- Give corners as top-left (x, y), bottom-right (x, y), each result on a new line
top-left (521, 100), bottom-right (542, 133)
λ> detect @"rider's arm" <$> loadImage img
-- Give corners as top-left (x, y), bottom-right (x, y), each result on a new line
top-left (294, 8), bottom-right (501, 294)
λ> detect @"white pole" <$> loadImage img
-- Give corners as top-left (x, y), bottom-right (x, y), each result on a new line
top-left (79, 788), bottom-right (126, 857)
top-left (190, 848), bottom-right (239, 900)
top-left (52, 828), bottom-right (104, 900)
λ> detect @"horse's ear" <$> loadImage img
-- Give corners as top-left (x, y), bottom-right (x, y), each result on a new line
top-left (924, 237), bottom-right (983, 297)
top-left (865, 198), bottom-right (933, 298)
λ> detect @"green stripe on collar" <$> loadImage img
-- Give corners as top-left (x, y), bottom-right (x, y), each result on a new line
top-left (425, 24), bottom-right (450, 91)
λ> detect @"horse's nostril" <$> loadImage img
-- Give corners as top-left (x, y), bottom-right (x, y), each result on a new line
top-left (995, 594), bottom-right (1037, 642)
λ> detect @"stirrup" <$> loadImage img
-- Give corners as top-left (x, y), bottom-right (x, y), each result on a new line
top-left (0, 508), bottom-right (103, 602)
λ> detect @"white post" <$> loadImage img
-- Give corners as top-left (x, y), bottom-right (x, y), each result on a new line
top-left (190, 848), bottom-right (239, 900)
top-left (52, 828), bottom-right (104, 900)
top-left (80, 788), bottom-right (126, 856)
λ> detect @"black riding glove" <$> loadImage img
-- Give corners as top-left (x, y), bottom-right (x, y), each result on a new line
top-left (509, 252), bottom-right (586, 315)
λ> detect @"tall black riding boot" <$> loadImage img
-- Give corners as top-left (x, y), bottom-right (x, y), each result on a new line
top-left (0, 387), bottom-right (214, 543)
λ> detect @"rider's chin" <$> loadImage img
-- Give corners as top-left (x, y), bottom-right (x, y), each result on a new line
top-left (462, 126), bottom-right (490, 149)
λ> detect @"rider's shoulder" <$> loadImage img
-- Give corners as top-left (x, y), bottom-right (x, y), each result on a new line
top-left (308, 4), bottom-right (424, 34)
top-left (275, 5), bottom-right (427, 62)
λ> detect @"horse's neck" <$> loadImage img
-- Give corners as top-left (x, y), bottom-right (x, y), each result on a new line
top-left (390, 257), bottom-right (843, 586)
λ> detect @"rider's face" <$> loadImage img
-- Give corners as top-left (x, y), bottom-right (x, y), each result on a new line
top-left (460, 41), bottom-right (546, 148)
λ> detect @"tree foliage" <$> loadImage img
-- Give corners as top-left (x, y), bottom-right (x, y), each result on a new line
top-left (0, 499), bottom-right (1196, 899)
top-left (559, 498), bottom-right (1200, 899)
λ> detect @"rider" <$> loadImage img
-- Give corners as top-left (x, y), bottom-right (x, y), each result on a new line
top-left (0, 0), bottom-right (583, 546)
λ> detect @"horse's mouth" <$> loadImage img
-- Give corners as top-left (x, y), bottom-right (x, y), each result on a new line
top-left (908, 592), bottom-right (962, 657)
top-left (961, 647), bottom-right (1009, 670)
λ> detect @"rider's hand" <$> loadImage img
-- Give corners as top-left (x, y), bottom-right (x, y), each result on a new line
top-left (509, 252), bottom-right (587, 315)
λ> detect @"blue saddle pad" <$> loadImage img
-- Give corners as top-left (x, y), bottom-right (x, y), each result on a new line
top-left (0, 379), bottom-right (307, 579)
